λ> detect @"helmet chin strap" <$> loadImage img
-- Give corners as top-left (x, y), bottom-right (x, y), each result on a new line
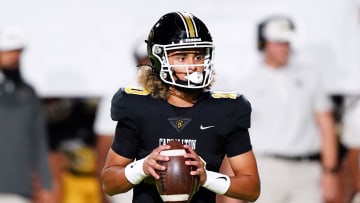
top-left (168, 86), bottom-right (202, 104)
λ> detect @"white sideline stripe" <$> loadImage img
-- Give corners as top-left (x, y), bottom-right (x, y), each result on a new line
top-left (160, 149), bottom-right (186, 156)
top-left (160, 194), bottom-right (189, 201)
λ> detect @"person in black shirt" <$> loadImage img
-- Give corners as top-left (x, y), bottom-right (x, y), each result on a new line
top-left (101, 11), bottom-right (260, 203)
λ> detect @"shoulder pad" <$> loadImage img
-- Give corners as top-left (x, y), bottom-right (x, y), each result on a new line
top-left (210, 91), bottom-right (238, 99)
top-left (123, 86), bottom-right (149, 96)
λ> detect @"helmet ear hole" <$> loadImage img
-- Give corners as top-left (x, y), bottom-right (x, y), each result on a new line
top-left (149, 58), bottom-right (157, 72)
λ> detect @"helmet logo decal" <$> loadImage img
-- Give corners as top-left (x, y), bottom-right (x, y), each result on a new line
top-left (168, 117), bottom-right (191, 132)
top-left (154, 46), bottom-right (162, 54)
top-left (177, 12), bottom-right (197, 38)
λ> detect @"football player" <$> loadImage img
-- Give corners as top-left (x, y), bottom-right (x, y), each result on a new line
top-left (101, 11), bottom-right (260, 203)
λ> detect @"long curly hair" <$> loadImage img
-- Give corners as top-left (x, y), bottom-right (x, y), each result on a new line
top-left (137, 65), bottom-right (169, 100)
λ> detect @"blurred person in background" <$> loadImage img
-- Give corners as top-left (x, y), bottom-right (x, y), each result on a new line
top-left (231, 15), bottom-right (339, 203)
top-left (0, 26), bottom-right (53, 203)
top-left (44, 98), bottom-right (100, 203)
top-left (94, 36), bottom-right (150, 203)
top-left (132, 37), bottom-right (152, 68)
top-left (341, 96), bottom-right (360, 203)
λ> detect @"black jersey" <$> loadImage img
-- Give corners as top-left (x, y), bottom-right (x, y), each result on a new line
top-left (111, 86), bottom-right (252, 203)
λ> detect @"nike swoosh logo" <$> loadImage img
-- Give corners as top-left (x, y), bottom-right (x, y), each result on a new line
top-left (216, 176), bottom-right (228, 181)
top-left (200, 125), bottom-right (215, 130)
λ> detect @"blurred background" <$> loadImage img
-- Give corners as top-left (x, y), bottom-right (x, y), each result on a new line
top-left (0, 0), bottom-right (359, 96)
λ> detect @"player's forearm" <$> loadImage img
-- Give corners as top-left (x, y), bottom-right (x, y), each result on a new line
top-left (101, 167), bottom-right (133, 196)
top-left (226, 175), bottom-right (261, 202)
top-left (317, 111), bottom-right (338, 171)
top-left (321, 133), bottom-right (338, 172)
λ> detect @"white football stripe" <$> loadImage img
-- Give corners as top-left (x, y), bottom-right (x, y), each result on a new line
top-left (160, 149), bottom-right (186, 156)
top-left (160, 194), bottom-right (189, 201)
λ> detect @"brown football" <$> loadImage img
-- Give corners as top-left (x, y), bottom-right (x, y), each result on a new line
top-left (155, 140), bottom-right (200, 203)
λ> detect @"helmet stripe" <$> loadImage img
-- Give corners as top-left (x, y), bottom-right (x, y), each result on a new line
top-left (184, 14), bottom-right (196, 38)
top-left (177, 12), bottom-right (198, 38)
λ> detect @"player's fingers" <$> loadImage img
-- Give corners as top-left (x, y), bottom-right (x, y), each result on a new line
top-left (144, 157), bottom-right (167, 179)
top-left (146, 145), bottom-right (170, 166)
top-left (147, 167), bottom-right (160, 179)
top-left (183, 145), bottom-right (195, 154)
top-left (183, 145), bottom-right (206, 169)
top-left (145, 154), bottom-right (168, 169)
top-left (183, 145), bottom-right (198, 160)
top-left (153, 144), bottom-right (171, 155)
top-left (183, 146), bottom-right (204, 162)
top-left (190, 162), bottom-right (206, 176)
top-left (185, 158), bottom-right (203, 168)
top-left (183, 145), bottom-right (206, 179)
top-left (149, 152), bottom-right (169, 162)
top-left (144, 145), bottom-right (172, 178)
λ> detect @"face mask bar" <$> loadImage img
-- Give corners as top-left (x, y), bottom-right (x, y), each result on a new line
top-left (152, 42), bottom-right (214, 89)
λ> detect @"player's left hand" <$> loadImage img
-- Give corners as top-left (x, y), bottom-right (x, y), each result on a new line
top-left (183, 145), bottom-right (207, 185)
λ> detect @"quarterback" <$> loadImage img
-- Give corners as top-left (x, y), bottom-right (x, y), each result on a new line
top-left (101, 11), bottom-right (260, 203)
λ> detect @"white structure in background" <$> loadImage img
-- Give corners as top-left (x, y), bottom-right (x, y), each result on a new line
top-left (0, 0), bottom-right (358, 97)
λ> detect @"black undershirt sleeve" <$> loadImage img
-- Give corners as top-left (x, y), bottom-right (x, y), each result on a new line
top-left (110, 88), bottom-right (140, 159)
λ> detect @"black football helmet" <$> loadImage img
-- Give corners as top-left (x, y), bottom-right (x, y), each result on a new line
top-left (146, 11), bottom-right (214, 89)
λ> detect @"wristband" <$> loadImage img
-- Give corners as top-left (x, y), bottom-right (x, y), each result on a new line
top-left (202, 170), bottom-right (231, 194)
top-left (124, 158), bottom-right (148, 185)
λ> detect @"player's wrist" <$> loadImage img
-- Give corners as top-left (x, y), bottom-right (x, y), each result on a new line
top-left (202, 170), bottom-right (231, 195)
top-left (323, 166), bottom-right (339, 175)
top-left (124, 157), bottom-right (148, 185)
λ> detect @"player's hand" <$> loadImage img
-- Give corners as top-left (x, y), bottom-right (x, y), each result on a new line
top-left (322, 172), bottom-right (339, 203)
top-left (143, 144), bottom-right (171, 179)
top-left (33, 189), bottom-right (55, 203)
top-left (183, 145), bottom-right (207, 185)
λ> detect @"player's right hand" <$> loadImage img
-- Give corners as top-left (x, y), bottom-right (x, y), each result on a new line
top-left (143, 144), bottom-right (171, 179)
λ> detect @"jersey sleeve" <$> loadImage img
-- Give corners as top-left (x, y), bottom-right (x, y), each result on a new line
top-left (110, 88), bottom-right (140, 159)
top-left (234, 95), bottom-right (252, 129)
top-left (111, 88), bottom-right (127, 122)
top-left (225, 95), bottom-right (253, 157)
